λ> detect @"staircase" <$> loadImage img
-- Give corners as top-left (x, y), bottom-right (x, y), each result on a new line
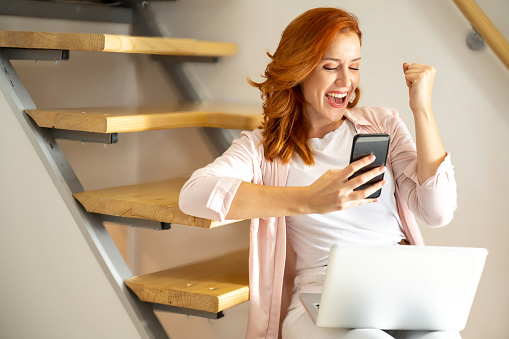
top-left (0, 26), bottom-right (259, 338)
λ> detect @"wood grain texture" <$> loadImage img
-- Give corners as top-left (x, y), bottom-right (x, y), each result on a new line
top-left (0, 31), bottom-right (237, 56)
top-left (25, 102), bottom-right (263, 133)
top-left (73, 178), bottom-right (240, 228)
top-left (453, 0), bottom-right (509, 69)
top-left (0, 31), bottom-right (104, 51)
top-left (125, 250), bottom-right (249, 313)
top-left (103, 34), bottom-right (237, 56)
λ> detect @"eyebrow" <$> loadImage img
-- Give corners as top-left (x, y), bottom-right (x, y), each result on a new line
top-left (322, 57), bottom-right (362, 62)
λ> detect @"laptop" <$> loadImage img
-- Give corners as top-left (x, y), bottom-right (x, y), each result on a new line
top-left (300, 243), bottom-right (487, 331)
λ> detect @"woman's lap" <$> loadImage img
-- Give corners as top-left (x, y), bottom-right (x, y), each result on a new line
top-left (282, 306), bottom-right (394, 339)
top-left (282, 306), bottom-right (462, 339)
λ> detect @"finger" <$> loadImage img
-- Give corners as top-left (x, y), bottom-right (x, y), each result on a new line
top-left (405, 75), bottom-right (413, 87)
top-left (361, 179), bottom-right (386, 198)
top-left (403, 63), bottom-right (417, 86)
top-left (405, 62), bottom-right (427, 69)
top-left (405, 72), bottom-right (428, 83)
top-left (405, 65), bottom-right (435, 76)
top-left (347, 165), bottom-right (386, 190)
top-left (344, 155), bottom-right (376, 178)
top-left (345, 197), bottom-right (379, 209)
top-left (405, 74), bottom-right (419, 85)
top-left (404, 68), bottom-right (426, 75)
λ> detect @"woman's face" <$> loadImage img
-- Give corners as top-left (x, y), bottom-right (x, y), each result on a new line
top-left (301, 32), bottom-right (361, 136)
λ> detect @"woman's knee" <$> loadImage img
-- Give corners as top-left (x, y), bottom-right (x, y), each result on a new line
top-left (343, 329), bottom-right (395, 339)
top-left (385, 330), bottom-right (462, 339)
top-left (415, 332), bottom-right (461, 339)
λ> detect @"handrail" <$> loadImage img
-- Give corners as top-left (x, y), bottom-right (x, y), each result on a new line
top-left (452, 0), bottom-right (509, 70)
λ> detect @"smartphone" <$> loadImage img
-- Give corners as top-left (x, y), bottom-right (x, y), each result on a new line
top-left (349, 134), bottom-right (390, 199)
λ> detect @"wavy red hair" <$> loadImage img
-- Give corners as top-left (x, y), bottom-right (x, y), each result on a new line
top-left (249, 8), bottom-right (362, 165)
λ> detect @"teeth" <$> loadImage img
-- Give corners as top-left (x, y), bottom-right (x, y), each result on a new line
top-left (326, 92), bottom-right (347, 98)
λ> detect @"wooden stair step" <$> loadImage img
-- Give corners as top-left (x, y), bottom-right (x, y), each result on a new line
top-left (74, 178), bottom-right (240, 228)
top-left (0, 31), bottom-right (237, 57)
top-left (125, 249), bottom-right (249, 313)
top-left (25, 102), bottom-right (263, 133)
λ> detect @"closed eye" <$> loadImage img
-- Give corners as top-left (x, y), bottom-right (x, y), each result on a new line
top-left (323, 66), bottom-right (360, 71)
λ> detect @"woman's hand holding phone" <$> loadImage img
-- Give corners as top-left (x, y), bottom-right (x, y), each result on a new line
top-left (349, 134), bottom-right (390, 198)
top-left (305, 155), bottom-right (386, 215)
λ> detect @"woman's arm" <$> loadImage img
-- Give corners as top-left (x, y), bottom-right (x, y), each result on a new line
top-left (179, 129), bottom-right (386, 222)
top-left (225, 155), bottom-right (386, 220)
top-left (387, 108), bottom-right (456, 227)
top-left (183, 132), bottom-right (385, 221)
top-left (385, 63), bottom-right (457, 227)
top-left (403, 62), bottom-right (447, 184)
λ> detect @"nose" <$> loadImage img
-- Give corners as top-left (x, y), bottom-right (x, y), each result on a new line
top-left (335, 66), bottom-right (351, 88)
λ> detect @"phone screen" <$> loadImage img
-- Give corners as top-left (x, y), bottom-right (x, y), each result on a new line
top-left (349, 134), bottom-right (390, 199)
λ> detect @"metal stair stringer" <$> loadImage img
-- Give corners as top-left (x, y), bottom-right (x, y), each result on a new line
top-left (0, 48), bottom-right (169, 339)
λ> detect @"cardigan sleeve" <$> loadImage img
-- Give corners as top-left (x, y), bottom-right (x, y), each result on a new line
top-left (387, 110), bottom-right (457, 227)
top-left (179, 130), bottom-right (263, 222)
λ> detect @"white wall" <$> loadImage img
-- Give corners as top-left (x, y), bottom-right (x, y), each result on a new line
top-left (0, 0), bottom-right (508, 338)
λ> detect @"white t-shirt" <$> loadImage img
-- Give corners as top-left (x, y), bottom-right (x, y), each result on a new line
top-left (286, 120), bottom-right (405, 273)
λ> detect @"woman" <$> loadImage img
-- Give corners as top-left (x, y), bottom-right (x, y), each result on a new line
top-left (179, 7), bottom-right (457, 339)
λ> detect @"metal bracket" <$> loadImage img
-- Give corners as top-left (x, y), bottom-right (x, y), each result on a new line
top-left (100, 215), bottom-right (172, 231)
top-left (4, 48), bottom-right (70, 62)
top-left (467, 27), bottom-right (486, 51)
top-left (51, 129), bottom-right (119, 144)
top-left (132, 3), bottom-right (202, 101)
top-left (131, 3), bottom-right (242, 157)
top-left (152, 304), bottom-right (224, 320)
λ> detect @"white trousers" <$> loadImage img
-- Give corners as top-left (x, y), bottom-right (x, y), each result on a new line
top-left (282, 306), bottom-right (462, 339)
top-left (282, 269), bottom-right (462, 339)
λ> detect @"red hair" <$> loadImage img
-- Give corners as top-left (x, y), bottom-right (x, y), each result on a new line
top-left (249, 8), bottom-right (362, 165)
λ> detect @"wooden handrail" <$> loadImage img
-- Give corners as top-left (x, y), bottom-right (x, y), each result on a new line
top-left (452, 0), bottom-right (509, 70)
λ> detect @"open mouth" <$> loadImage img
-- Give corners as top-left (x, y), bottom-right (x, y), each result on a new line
top-left (325, 92), bottom-right (348, 108)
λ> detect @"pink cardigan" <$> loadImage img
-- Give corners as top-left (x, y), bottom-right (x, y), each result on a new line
top-left (179, 106), bottom-right (457, 339)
